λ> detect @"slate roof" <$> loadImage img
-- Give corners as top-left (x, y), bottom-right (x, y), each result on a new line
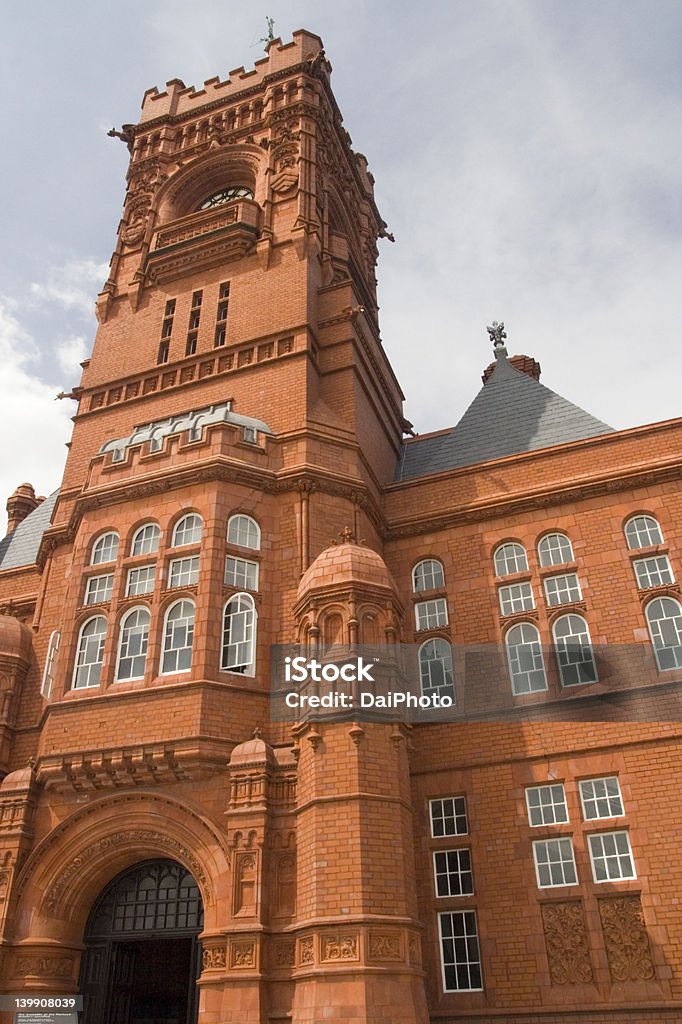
top-left (0, 491), bottom-right (58, 571)
top-left (397, 351), bottom-right (614, 481)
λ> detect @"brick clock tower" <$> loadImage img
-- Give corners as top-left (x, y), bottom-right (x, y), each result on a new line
top-left (1, 27), bottom-right (682, 1024)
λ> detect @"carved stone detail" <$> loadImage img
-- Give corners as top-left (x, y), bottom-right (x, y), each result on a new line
top-left (230, 940), bottom-right (256, 969)
top-left (599, 896), bottom-right (655, 982)
top-left (15, 956), bottom-right (73, 978)
top-left (320, 934), bottom-right (358, 962)
top-left (273, 939), bottom-right (295, 967)
top-left (368, 931), bottom-right (401, 961)
top-left (541, 901), bottom-right (593, 985)
top-left (202, 945), bottom-right (226, 970)
top-left (298, 936), bottom-right (314, 966)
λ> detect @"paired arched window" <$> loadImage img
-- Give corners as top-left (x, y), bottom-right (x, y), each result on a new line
top-left (91, 532), bottom-right (119, 566)
top-left (227, 514), bottom-right (261, 550)
top-left (538, 533), bottom-right (574, 567)
top-left (172, 514), bottom-right (203, 547)
top-left (115, 607), bottom-right (151, 681)
top-left (418, 638), bottom-right (455, 701)
top-left (161, 600), bottom-right (195, 674)
top-left (412, 559), bottom-right (445, 593)
top-left (625, 515), bottom-right (663, 550)
top-left (222, 593), bottom-right (256, 675)
top-left (494, 543), bottom-right (528, 577)
top-left (505, 623), bottom-right (547, 694)
top-left (73, 616), bottom-right (107, 688)
top-left (552, 613), bottom-right (597, 685)
top-left (131, 522), bottom-right (160, 557)
top-left (645, 597), bottom-right (682, 671)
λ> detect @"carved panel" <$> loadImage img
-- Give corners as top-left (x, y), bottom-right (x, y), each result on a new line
top-left (202, 945), bottom-right (226, 970)
top-left (368, 931), bottom-right (402, 962)
top-left (275, 852), bottom-right (296, 917)
top-left (272, 939), bottom-right (295, 968)
top-left (599, 895), bottom-right (655, 982)
top-left (234, 851), bottom-right (258, 916)
top-left (230, 939), bottom-right (256, 969)
top-left (15, 956), bottom-right (73, 978)
top-left (541, 901), bottom-right (593, 985)
top-left (320, 934), bottom-right (358, 962)
top-left (298, 936), bottom-right (314, 966)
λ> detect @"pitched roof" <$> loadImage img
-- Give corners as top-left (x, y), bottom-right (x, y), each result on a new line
top-left (397, 350), bottom-right (613, 481)
top-left (0, 491), bottom-right (58, 571)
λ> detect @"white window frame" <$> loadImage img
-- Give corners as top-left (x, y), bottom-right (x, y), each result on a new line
top-left (438, 911), bottom-right (483, 992)
top-left (168, 555), bottom-right (199, 589)
top-left (41, 629), bottom-right (61, 699)
top-left (532, 837), bottom-right (578, 888)
top-left (645, 597), bottom-right (682, 671)
top-left (505, 622), bottom-right (548, 695)
top-left (544, 573), bottom-right (582, 607)
top-left (227, 514), bottom-right (261, 551)
top-left (552, 614), bottom-right (598, 686)
top-left (538, 532), bottom-right (574, 568)
top-left (131, 522), bottom-right (160, 557)
top-left (633, 555), bottom-right (674, 590)
top-left (418, 639), bottom-right (455, 702)
top-left (430, 796), bottom-right (468, 838)
top-left (493, 542), bottom-right (528, 577)
top-left (115, 606), bottom-right (150, 682)
top-left (433, 849), bottom-right (474, 898)
top-left (415, 598), bottom-right (448, 631)
top-left (588, 830), bottom-right (636, 882)
top-left (412, 558), bottom-right (445, 593)
top-left (225, 555), bottom-right (259, 591)
top-left (171, 513), bottom-right (203, 548)
top-left (221, 593), bottom-right (257, 675)
top-left (72, 616), bottom-right (107, 689)
top-left (161, 599), bottom-right (195, 675)
top-left (579, 777), bottom-right (624, 821)
top-left (91, 531), bottom-right (119, 566)
top-left (84, 573), bottom-right (114, 605)
top-left (625, 514), bottom-right (663, 550)
top-left (525, 784), bottom-right (569, 827)
top-left (498, 581), bottom-right (534, 615)
top-left (126, 564), bottom-right (156, 597)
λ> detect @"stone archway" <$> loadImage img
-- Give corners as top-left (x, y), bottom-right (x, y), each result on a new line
top-left (80, 858), bottom-right (203, 1024)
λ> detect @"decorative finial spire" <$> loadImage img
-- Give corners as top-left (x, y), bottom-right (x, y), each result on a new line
top-left (339, 526), bottom-right (355, 544)
top-left (260, 16), bottom-right (275, 49)
top-left (486, 320), bottom-right (507, 351)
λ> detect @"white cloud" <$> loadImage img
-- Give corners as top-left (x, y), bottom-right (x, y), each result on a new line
top-left (0, 299), bottom-right (73, 533)
top-left (56, 335), bottom-right (89, 376)
top-left (29, 259), bottom-right (109, 318)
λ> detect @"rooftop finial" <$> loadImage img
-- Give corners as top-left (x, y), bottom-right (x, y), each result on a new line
top-left (260, 16), bottom-right (275, 49)
top-left (487, 320), bottom-right (507, 355)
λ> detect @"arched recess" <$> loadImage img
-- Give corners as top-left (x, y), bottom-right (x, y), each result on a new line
top-left (10, 791), bottom-right (231, 949)
top-left (156, 147), bottom-right (269, 223)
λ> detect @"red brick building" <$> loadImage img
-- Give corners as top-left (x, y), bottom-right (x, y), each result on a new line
top-left (0, 29), bottom-right (680, 1024)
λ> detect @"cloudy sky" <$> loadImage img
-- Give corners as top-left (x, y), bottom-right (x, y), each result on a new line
top-left (1, 0), bottom-right (680, 531)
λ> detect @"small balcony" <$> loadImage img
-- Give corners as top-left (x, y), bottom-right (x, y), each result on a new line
top-left (145, 199), bottom-right (260, 283)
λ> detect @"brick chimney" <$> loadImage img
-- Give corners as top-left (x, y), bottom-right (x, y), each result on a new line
top-left (482, 353), bottom-right (541, 384)
top-left (6, 483), bottom-right (40, 534)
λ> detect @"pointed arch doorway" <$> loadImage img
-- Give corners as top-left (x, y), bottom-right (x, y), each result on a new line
top-left (79, 859), bottom-right (203, 1024)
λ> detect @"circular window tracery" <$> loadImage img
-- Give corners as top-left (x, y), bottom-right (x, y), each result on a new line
top-left (197, 186), bottom-right (254, 210)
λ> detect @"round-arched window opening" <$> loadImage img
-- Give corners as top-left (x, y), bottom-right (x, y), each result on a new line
top-left (197, 186), bottom-right (254, 210)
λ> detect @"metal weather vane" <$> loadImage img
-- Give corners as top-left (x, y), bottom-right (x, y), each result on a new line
top-left (487, 320), bottom-right (507, 351)
top-left (260, 16), bottom-right (275, 48)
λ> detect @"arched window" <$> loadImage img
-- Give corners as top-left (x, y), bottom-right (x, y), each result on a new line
top-left (197, 186), bottom-right (254, 210)
top-left (505, 623), bottom-right (547, 694)
top-left (172, 513), bottom-right (203, 548)
top-left (419, 639), bottom-right (455, 702)
top-left (538, 533), bottom-right (574, 568)
top-left (227, 514), bottom-right (260, 551)
top-left (494, 543), bottom-right (528, 577)
top-left (552, 614), bottom-right (597, 686)
top-left (222, 593), bottom-right (256, 675)
top-left (161, 600), bottom-right (195, 674)
top-left (412, 559), bottom-right (445, 593)
top-left (645, 597), bottom-right (682, 671)
top-left (91, 531), bottom-right (119, 565)
top-left (625, 515), bottom-right (663, 550)
top-left (115, 607), bottom-right (151, 681)
top-left (131, 522), bottom-right (160, 557)
top-left (73, 616), bottom-right (107, 689)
